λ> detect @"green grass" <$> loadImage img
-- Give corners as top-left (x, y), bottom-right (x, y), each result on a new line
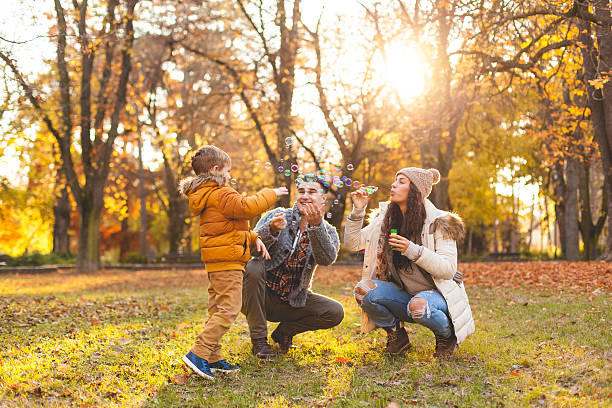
top-left (0, 269), bottom-right (610, 407)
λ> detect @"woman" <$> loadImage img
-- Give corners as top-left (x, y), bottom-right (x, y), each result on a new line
top-left (344, 167), bottom-right (474, 357)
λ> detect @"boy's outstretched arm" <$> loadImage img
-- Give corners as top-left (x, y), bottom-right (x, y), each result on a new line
top-left (218, 187), bottom-right (287, 219)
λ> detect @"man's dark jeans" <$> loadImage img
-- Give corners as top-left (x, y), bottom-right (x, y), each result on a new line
top-left (241, 258), bottom-right (344, 340)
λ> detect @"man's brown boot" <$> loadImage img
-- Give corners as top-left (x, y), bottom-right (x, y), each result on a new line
top-left (383, 322), bottom-right (411, 354)
top-left (252, 338), bottom-right (276, 359)
top-left (271, 328), bottom-right (294, 353)
top-left (434, 333), bottom-right (457, 357)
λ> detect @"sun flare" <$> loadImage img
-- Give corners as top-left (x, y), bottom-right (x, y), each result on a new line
top-left (379, 42), bottom-right (426, 100)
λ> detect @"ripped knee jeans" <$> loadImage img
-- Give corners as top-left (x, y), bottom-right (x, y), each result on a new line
top-left (357, 279), bottom-right (452, 338)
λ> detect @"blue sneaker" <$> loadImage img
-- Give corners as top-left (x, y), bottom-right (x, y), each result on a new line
top-left (182, 351), bottom-right (214, 380)
top-left (209, 359), bottom-right (240, 373)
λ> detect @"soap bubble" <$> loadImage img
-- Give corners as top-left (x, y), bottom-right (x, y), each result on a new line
top-left (254, 159), bottom-right (261, 166)
top-left (326, 212), bottom-right (332, 219)
top-left (265, 161), bottom-right (272, 169)
top-left (335, 164), bottom-right (342, 171)
top-left (305, 173), bottom-right (315, 182)
top-left (285, 137), bottom-right (293, 146)
top-left (345, 179), bottom-right (352, 186)
top-left (315, 157), bottom-right (320, 163)
top-left (230, 179), bottom-right (237, 185)
top-left (347, 163), bottom-right (354, 171)
top-left (333, 199), bottom-right (339, 205)
top-left (284, 169), bottom-right (291, 177)
top-left (364, 186), bottom-right (378, 195)
top-left (352, 180), bottom-right (360, 188)
top-left (291, 164), bottom-right (298, 172)
top-left (278, 166), bottom-right (284, 173)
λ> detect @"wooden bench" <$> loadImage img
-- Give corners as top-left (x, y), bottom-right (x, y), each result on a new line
top-left (487, 252), bottom-right (521, 261)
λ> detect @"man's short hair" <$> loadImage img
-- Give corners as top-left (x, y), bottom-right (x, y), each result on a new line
top-left (296, 175), bottom-right (329, 195)
top-left (191, 145), bottom-right (231, 175)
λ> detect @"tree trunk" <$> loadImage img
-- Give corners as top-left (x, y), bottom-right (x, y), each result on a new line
top-left (162, 153), bottom-right (187, 255)
top-left (119, 216), bottom-right (130, 261)
top-left (578, 160), bottom-right (607, 259)
top-left (76, 193), bottom-right (103, 272)
top-left (52, 182), bottom-right (71, 254)
top-left (137, 136), bottom-right (148, 258)
top-left (578, 1), bottom-right (612, 260)
top-left (565, 158), bottom-right (580, 261)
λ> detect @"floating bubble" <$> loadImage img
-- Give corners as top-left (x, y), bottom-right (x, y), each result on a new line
top-left (364, 186), bottom-right (378, 195)
top-left (333, 199), bottom-right (339, 205)
top-left (284, 169), bottom-right (291, 177)
top-left (341, 176), bottom-right (348, 182)
top-left (285, 137), bottom-right (293, 146)
top-left (352, 180), bottom-right (360, 188)
top-left (335, 164), bottom-right (342, 171)
top-left (317, 169), bottom-right (325, 175)
top-left (278, 166), bottom-right (284, 173)
top-left (347, 163), bottom-right (354, 171)
top-left (230, 179), bottom-right (237, 185)
top-left (345, 179), bottom-right (352, 186)
top-left (254, 159), bottom-right (261, 166)
top-left (315, 157), bottom-right (320, 163)
top-left (305, 173), bottom-right (315, 182)
top-left (291, 164), bottom-right (298, 172)
top-left (326, 212), bottom-right (332, 219)
top-left (265, 161), bottom-right (272, 169)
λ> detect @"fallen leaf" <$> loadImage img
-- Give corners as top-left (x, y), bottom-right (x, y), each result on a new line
top-left (171, 374), bottom-right (188, 385)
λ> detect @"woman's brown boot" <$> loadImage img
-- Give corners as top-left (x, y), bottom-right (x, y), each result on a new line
top-left (434, 333), bottom-right (457, 357)
top-left (383, 322), bottom-right (411, 354)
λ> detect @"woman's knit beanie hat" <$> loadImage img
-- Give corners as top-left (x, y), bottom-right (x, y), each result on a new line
top-left (395, 167), bottom-right (441, 198)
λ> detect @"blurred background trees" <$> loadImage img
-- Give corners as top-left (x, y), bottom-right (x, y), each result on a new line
top-left (1, 0), bottom-right (610, 270)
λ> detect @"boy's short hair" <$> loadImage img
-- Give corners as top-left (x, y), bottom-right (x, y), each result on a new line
top-left (191, 145), bottom-right (231, 175)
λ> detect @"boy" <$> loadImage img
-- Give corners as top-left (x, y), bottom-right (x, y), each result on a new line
top-left (178, 145), bottom-right (287, 380)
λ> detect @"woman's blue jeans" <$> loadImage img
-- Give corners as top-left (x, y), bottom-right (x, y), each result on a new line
top-left (361, 280), bottom-right (452, 338)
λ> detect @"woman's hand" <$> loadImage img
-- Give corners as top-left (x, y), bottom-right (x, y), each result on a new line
top-left (255, 237), bottom-right (271, 260)
top-left (388, 233), bottom-right (412, 253)
top-left (350, 188), bottom-right (370, 210)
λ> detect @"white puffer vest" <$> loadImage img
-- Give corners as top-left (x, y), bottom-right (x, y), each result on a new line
top-left (344, 199), bottom-right (475, 344)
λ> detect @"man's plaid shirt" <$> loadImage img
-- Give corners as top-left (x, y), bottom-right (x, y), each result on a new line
top-left (265, 230), bottom-right (310, 302)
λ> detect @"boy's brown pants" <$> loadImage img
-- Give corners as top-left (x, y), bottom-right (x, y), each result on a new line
top-left (191, 269), bottom-right (243, 362)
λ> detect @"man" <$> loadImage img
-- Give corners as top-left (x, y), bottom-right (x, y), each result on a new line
top-left (242, 178), bottom-right (344, 358)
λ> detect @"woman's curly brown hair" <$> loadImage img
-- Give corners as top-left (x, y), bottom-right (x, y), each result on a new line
top-left (380, 181), bottom-right (427, 270)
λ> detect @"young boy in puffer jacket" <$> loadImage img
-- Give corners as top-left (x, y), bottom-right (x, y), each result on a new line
top-left (178, 145), bottom-right (287, 380)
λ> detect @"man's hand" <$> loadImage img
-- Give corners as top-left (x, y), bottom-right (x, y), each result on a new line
top-left (273, 187), bottom-right (289, 197)
top-left (302, 202), bottom-right (324, 227)
top-left (350, 188), bottom-right (370, 210)
top-left (269, 212), bottom-right (287, 234)
top-left (255, 237), bottom-right (271, 260)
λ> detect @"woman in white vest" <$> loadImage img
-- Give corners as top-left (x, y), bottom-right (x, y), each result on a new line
top-left (344, 167), bottom-right (475, 357)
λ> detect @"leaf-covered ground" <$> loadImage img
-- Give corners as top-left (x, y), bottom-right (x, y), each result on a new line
top-left (0, 262), bottom-right (610, 407)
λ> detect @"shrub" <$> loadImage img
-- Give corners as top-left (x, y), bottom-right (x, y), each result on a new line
top-left (4, 251), bottom-right (75, 266)
top-left (121, 252), bottom-right (148, 264)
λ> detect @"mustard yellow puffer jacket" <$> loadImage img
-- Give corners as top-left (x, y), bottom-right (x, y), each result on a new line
top-left (181, 178), bottom-right (278, 272)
